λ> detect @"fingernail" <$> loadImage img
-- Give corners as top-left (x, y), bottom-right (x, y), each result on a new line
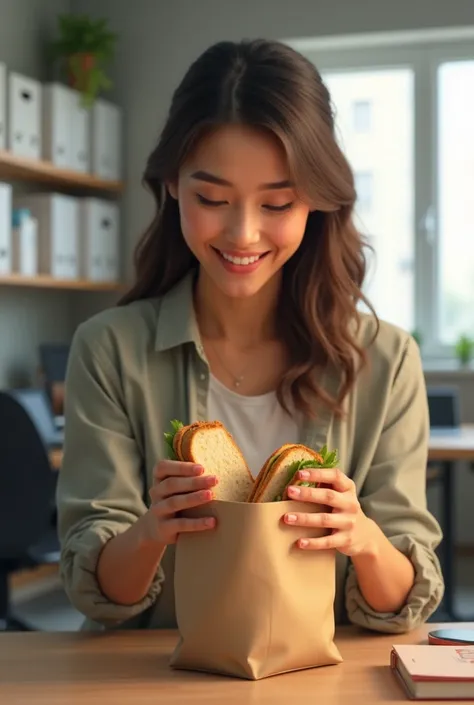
top-left (194, 465), bottom-right (204, 475)
top-left (288, 486), bottom-right (301, 497)
top-left (298, 470), bottom-right (310, 479)
top-left (202, 490), bottom-right (213, 500)
top-left (286, 514), bottom-right (297, 523)
top-left (205, 518), bottom-right (215, 527)
top-left (299, 539), bottom-right (309, 548)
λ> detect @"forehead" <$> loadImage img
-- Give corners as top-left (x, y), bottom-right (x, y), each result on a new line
top-left (183, 124), bottom-right (290, 184)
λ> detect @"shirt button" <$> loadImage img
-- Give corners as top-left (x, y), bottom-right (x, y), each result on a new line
top-left (200, 373), bottom-right (206, 381)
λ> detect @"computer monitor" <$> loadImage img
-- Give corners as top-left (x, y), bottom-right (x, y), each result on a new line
top-left (427, 386), bottom-right (461, 434)
top-left (8, 388), bottom-right (64, 448)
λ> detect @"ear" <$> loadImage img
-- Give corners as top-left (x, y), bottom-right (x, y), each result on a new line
top-left (167, 180), bottom-right (178, 200)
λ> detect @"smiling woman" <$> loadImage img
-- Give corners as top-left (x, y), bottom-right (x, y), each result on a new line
top-left (56, 39), bottom-right (444, 638)
top-left (120, 40), bottom-right (369, 417)
top-left (167, 124), bottom-right (311, 306)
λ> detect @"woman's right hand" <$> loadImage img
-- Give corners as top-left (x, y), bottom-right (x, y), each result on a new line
top-left (144, 460), bottom-right (218, 545)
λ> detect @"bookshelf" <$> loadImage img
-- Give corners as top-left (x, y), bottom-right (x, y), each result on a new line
top-left (0, 273), bottom-right (125, 292)
top-left (0, 150), bottom-right (124, 194)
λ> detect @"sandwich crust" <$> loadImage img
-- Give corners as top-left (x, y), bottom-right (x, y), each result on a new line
top-left (252, 444), bottom-right (324, 503)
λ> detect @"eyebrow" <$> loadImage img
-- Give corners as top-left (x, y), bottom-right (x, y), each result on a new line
top-left (190, 170), bottom-right (294, 190)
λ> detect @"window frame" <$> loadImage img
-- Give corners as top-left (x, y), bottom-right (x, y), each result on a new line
top-left (283, 28), bottom-right (474, 361)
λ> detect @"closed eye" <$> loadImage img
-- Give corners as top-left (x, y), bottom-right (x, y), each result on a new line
top-left (196, 194), bottom-right (227, 207)
top-left (264, 202), bottom-right (294, 212)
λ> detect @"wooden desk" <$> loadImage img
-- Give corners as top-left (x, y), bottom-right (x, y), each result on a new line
top-left (428, 425), bottom-right (474, 461)
top-left (49, 448), bottom-right (62, 471)
top-left (50, 426), bottom-right (474, 471)
top-left (427, 425), bottom-right (474, 622)
top-left (0, 622), bottom-right (469, 704)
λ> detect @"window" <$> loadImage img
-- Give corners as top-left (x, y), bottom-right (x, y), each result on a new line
top-left (354, 171), bottom-right (374, 211)
top-left (352, 99), bottom-right (372, 132)
top-left (324, 68), bottom-right (414, 334)
top-left (437, 60), bottom-right (474, 345)
top-left (285, 29), bottom-right (474, 357)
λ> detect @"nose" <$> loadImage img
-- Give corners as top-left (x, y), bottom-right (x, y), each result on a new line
top-left (226, 205), bottom-right (261, 247)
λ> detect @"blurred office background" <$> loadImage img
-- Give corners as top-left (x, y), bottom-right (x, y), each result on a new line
top-left (1, 0), bottom-right (474, 631)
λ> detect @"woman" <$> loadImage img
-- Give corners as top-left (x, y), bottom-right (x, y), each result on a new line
top-left (57, 38), bottom-right (444, 633)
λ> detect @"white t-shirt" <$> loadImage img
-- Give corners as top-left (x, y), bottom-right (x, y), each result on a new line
top-left (207, 374), bottom-right (300, 478)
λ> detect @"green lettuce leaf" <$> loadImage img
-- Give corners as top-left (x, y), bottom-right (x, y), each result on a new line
top-left (273, 446), bottom-right (339, 501)
top-left (163, 419), bottom-right (184, 460)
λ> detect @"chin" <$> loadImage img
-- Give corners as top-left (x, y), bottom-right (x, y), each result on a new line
top-left (214, 277), bottom-right (267, 299)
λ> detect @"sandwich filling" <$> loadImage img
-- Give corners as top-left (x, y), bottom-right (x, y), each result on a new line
top-left (272, 445), bottom-right (338, 501)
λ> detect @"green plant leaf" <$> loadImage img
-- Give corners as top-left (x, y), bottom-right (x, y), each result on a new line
top-left (49, 12), bottom-right (118, 103)
top-left (163, 420), bottom-right (184, 460)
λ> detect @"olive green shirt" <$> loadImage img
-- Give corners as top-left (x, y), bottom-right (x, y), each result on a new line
top-left (56, 271), bottom-right (444, 634)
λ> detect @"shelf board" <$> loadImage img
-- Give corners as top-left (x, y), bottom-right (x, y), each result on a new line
top-left (0, 150), bottom-right (124, 193)
top-left (0, 274), bottom-right (126, 292)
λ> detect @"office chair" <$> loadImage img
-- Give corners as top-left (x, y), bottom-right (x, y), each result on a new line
top-left (0, 391), bottom-right (61, 631)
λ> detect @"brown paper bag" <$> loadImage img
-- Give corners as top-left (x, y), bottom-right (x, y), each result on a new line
top-left (169, 499), bottom-right (342, 680)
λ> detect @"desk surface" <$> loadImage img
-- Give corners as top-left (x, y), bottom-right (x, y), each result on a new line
top-left (428, 424), bottom-right (474, 460)
top-left (0, 622), bottom-right (470, 704)
top-left (49, 426), bottom-right (474, 470)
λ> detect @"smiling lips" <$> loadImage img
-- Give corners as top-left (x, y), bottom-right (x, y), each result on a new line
top-left (212, 247), bottom-right (269, 270)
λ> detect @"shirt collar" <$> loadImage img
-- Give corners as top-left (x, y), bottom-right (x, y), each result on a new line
top-left (154, 269), bottom-right (202, 352)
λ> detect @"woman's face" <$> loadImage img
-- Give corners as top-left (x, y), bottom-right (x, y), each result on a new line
top-left (169, 124), bottom-right (311, 299)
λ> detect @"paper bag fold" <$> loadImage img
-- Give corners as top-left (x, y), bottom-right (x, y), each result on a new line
top-left (170, 500), bottom-right (342, 680)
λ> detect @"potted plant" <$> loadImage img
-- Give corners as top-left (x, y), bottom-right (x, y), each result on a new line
top-left (411, 329), bottom-right (423, 349)
top-left (49, 13), bottom-right (118, 107)
top-left (455, 334), bottom-right (473, 367)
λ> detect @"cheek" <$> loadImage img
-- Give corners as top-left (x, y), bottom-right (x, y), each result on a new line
top-left (271, 209), bottom-right (308, 250)
top-left (178, 197), bottom-right (221, 246)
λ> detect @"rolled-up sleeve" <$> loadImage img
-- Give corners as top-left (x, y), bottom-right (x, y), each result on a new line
top-left (56, 322), bottom-right (164, 627)
top-left (345, 336), bottom-right (444, 633)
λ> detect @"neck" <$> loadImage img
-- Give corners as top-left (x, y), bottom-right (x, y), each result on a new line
top-left (194, 271), bottom-right (281, 347)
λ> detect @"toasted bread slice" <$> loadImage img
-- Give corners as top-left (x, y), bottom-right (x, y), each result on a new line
top-left (246, 443), bottom-right (295, 502)
top-left (177, 420), bottom-right (254, 502)
top-left (173, 421), bottom-right (199, 459)
top-left (252, 444), bottom-right (325, 503)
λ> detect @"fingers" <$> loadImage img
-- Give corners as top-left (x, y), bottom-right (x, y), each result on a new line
top-left (153, 460), bottom-right (203, 482)
top-left (284, 511), bottom-right (356, 531)
top-left (168, 516), bottom-right (216, 533)
top-left (287, 484), bottom-right (360, 513)
top-left (151, 473), bottom-right (218, 501)
top-left (151, 488), bottom-right (214, 518)
top-left (295, 467), bottom-right (353, 493)
top-left (296, 531), bottom-right (353, 551)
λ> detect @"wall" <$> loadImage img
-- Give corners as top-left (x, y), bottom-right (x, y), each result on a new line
top-left (0, 0), bottom-right (73, 387)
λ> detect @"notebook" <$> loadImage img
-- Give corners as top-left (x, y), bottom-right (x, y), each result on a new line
top-left (391, 644), bottom-right (474, 700)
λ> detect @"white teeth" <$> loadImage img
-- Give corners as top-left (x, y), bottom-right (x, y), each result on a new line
top-left (221, 252), bottom-right (261, 265)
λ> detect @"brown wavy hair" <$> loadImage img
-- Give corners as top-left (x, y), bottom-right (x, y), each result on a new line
top-left (119, 39), bottom-right (378, 418)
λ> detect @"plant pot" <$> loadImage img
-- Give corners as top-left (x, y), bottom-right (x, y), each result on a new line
top-left (67, 52), bottom-right (96, 91)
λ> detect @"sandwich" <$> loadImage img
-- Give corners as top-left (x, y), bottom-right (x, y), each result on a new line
top-left (164, 420), bottom-right (338, 504)
top-left (164, 419), bottom-right (255, 502)
top-left (250, 444), bottom-right (338, 502)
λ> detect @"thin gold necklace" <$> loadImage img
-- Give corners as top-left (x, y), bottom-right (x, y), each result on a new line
top-left (206, 340), bottom-right (249, 388)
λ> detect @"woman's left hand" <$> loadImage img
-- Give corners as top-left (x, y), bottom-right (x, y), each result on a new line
top-left (284, 468), bottom-right (377, 557)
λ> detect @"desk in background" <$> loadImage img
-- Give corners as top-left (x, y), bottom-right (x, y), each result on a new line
top-left (49, 448), bottom-right (62, 471)
top-left (429, 425), bottom-right (474, 622)
top-left (0, 622), bottom-right (469, 704)
top-left (48, 425), bottom-right (474, 470)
